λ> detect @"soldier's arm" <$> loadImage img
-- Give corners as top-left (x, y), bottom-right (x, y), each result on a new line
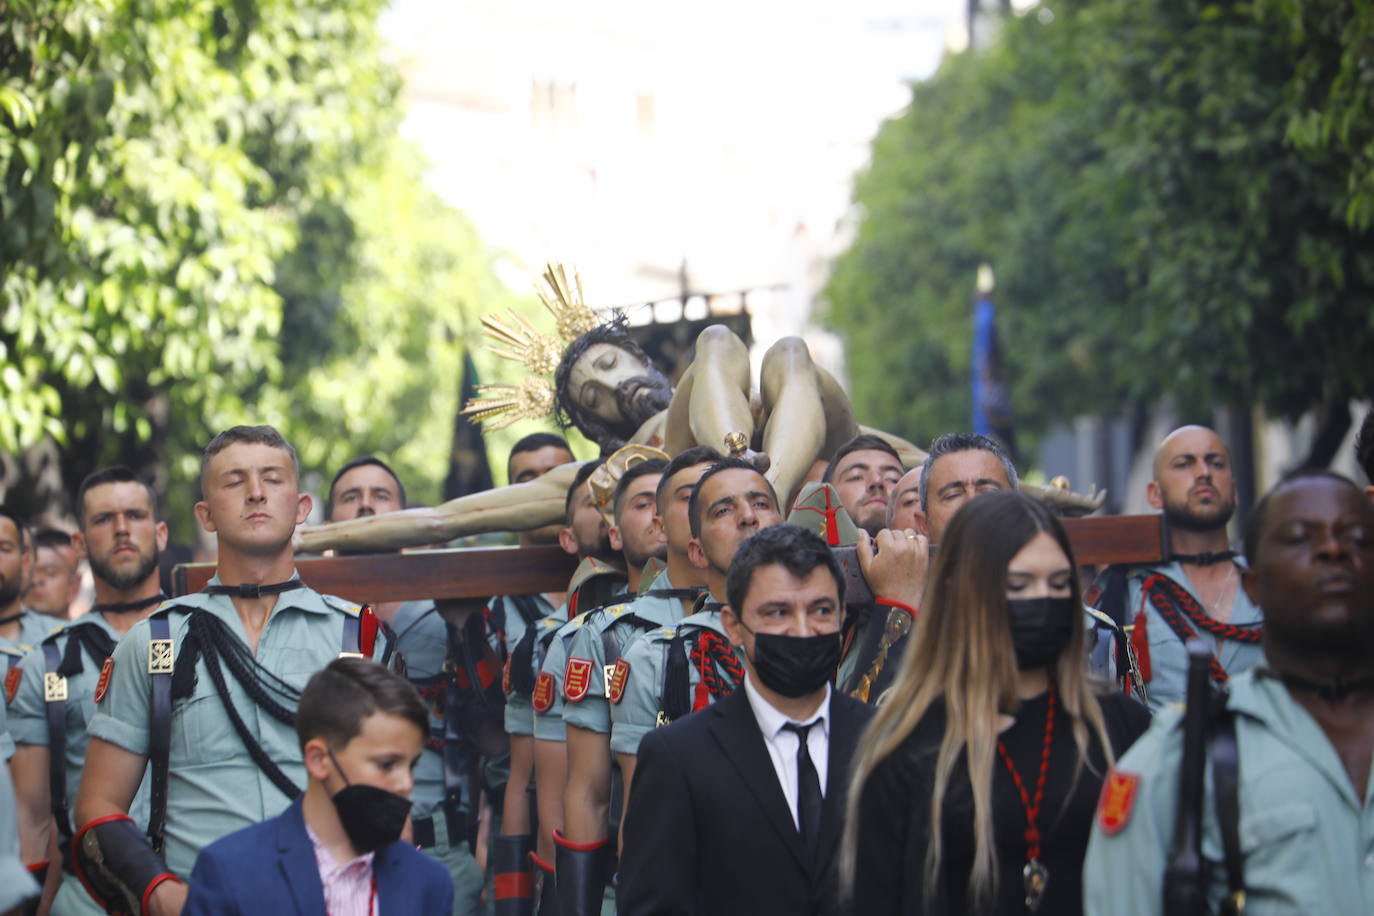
top-left (501, 733), bottom-right (535, 836)
top-left (73, 738), bottom-right (147, 830)
top-left (1082, 724), bottom-right (1178, 916)
top-left (532, 738), bottom-right (566, 871)
top-left (562, 725), bottom-right (612, 844)
top-left (614, 752), bottom-right (636, 855)
top-left (8, 745), bottom-right (51, 863)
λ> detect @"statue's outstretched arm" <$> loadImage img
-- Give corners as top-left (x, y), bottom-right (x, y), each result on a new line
top-left (296, 462), bottom-right (585, 553)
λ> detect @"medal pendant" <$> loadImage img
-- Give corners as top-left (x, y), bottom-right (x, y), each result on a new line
top-left (1023, 858), bottom-right (1049, 912)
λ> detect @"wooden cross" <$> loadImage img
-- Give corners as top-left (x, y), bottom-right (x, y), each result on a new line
top-left (171, 514), bottom-right (1167, 603)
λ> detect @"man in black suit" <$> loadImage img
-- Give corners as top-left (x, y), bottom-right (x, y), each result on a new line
top-left (617, 524), bottom-right (874, 916)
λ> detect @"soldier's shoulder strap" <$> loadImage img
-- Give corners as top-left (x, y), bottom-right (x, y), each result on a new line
top-left (41, 639), bottom-right (73, 844)
top-left (146, 613), bottom-right (175, 852)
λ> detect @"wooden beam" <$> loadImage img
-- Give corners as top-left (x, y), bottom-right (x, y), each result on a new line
top-left (173, 545), bottom-right (580, 603)
top-left (172, 514), bottom-right (1167, 601)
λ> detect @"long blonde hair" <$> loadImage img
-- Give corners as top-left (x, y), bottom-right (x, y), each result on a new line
top-left (840, 491), bottom-right (1117, 909)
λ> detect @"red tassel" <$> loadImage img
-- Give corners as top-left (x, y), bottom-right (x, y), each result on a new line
top-left (823, 487), bottom-right (839, 545)
top-left (1131, 609), bottom-right (1151, 684)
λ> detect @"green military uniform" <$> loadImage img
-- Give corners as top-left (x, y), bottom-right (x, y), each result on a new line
top-left (389, 600), bottom-right (485, 916)
top-left (10, 613), bottom-right (152, 916)
top-left (608, 600), bottom-right (745, 757)
top-left (1, 608), bottom-right (60, 654)
top-left (532, 559), bottom-right (628, 743)
top-left (0, 735), bottom-right (40, 912)
top-left (496, 593), bottom-right (559, 739)
top-left (562, 570), bottom-right (697, 735)
top-left (1084, 666), bottom-right (1374, 914)
top-left (86, 576), bottom-right (391, 878)
top-left (1123, 560), bottom-right (1264, 711)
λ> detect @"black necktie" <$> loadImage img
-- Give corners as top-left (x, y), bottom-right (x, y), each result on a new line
top-left (783, 721), bottom-right (822, 862)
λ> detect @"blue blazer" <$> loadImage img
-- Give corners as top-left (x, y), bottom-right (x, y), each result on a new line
top-left (182, 798), bottom-right (453, 915)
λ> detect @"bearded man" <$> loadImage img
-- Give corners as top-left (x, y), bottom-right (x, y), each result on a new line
top-left (1091, 425), bottom-right (1263, 709)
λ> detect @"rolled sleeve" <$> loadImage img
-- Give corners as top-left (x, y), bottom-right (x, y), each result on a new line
top-left (84, 622), bottom-right (153, 755)
top-left (9, 651), bottom-right (51, 746)
top-left (608, 637), bottom-right (662, 756)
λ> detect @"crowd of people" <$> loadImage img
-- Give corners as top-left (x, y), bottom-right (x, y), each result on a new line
top-left (1, 371), bottom-right (1372, 915)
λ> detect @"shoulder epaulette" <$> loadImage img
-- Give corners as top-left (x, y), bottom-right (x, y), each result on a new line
top-left (321, 594), bottom-right (362, 616)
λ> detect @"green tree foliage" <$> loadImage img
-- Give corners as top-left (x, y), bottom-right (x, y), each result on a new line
top-left (0, 0), bottom-right (522, 526)
top-left (824, 0), bottom-right (1374, 452)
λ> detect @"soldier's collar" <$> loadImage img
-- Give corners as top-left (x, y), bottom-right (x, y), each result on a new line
top-left (0, 610), bottom-right (23, 625)
top-left (203, 578), bottom-right (304, 600)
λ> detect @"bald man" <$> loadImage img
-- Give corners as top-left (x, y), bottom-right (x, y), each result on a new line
top-left (1091, 425), bottom-right (1263, 709)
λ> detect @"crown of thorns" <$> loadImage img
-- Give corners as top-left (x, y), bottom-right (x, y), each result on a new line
top-left (460, 263), bottom-right (602, 430)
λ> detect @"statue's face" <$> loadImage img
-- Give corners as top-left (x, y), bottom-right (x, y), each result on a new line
top-left (567, 342), bottom-right (672, 428)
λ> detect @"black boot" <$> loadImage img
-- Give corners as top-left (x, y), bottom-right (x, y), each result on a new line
top-left (492, 834), bottom-right (535, 916)
top-left (553, 830), bottom-right (613, 916)
top-left (533, 850), bottom-right (560, 916)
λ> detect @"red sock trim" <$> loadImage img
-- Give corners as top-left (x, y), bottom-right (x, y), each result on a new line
top-left (529, 851), bottom-right (555, 874)
top-left (26, 860), bottom-right (48, 874)
top-left (552, 829), bottom-right (609, 852)
top-left (493, 872), bottom-right (535, 900)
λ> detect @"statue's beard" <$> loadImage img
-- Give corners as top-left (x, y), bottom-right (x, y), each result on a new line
top-left (613, 374), bottom-right (673, 431)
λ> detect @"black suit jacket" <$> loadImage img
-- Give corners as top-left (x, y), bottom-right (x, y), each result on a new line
top-left (617, 686), bottom-right (874, 916)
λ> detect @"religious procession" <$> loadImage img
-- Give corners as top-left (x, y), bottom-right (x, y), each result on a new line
top-left (3, 1), bottom-right (1373, 915)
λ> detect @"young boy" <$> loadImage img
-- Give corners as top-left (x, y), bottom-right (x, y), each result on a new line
top-left (181, 658), bottom-right (453, 915)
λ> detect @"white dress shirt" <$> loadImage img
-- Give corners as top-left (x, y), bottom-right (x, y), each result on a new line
top-left (742, 674), bottom-right (830, 829)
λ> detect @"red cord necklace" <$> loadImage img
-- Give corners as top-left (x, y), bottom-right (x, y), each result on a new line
top-left (995, 683), bottom-right (1056, 913)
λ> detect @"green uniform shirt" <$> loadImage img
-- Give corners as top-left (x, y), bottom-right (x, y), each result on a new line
top-left (532, 614), bottom-right (587, 742)
top-left (86, 576), bottom-right (389, 878)
top-left (0, 753), bottom-right (39, 911)
top-left (0, 609), bottom-right (60, 654)
top-left (563, 571), bottom-right (695, 735)
top-left (1125, 560), bottom-right (1264, 710)
top-left (496, 594), bottom-right (559, 738)
top-left (608, 605), bottom-right (744, 757)
top-left (1084, 665), bottom-right (1374, 914)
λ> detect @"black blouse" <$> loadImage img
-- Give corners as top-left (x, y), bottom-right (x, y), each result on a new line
top-left (849, 691), bottom-right (1150, 915)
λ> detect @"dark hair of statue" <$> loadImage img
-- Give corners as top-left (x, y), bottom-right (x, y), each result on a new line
top-left (553, 319), bottom-right (660, 452)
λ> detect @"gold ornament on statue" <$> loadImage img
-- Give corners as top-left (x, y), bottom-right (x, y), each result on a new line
top-left (459, 379), bottom-right (558, 431)
top-left (461, 262), bottom-right (603, 429)
top-left (723, 431), bottom-right (749, 458)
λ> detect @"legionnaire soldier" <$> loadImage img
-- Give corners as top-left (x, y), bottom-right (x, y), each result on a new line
top-left (9, 468), bottom-right (168, 915)
top-left (556, 448), bottom-right (717, 915)
top-left (608, 459), bottom-right (785, 778)
top-left (324, 455), bottom-right (486, 915)
top-left (1091, 426), bottom-right (1263, 709)
top-left (490, 434), bottom-right (575, 916)
top-left (26, 528), bottom-right (82, 621)
top-left (0, 507), bottom-right (55, 655)
top-left (1084, 470), bottom-right (1374, 914)
top-left (74, 426), bottom-right (394, 916)
top-left (528, 460), bottom-right (629, 903)
top-left (2, 701), bottom-right (41, 914)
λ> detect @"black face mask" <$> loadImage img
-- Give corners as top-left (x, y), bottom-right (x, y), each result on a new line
top-left (747, 630), bottom-right (843, 698)
top-left (328, 751), bottom-right (411, 854)
top-left (1006, 596), bottom-right (1076, 670)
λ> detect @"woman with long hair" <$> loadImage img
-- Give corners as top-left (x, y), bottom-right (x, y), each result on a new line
top-left (840, 490), bottom-right (1150, 914)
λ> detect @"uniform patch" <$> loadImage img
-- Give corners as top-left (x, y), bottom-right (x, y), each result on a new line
top-left (532, 672), bottom-right (555, 713)
top-left (1097, 768), bottom-right (1140, 835)
top-left (94, 657), bottom-right (114, 703)
top-left (564, 658), bottom-right (593, 703)
top-left (4, 668), bottom-right (20, 703)
top-left (607, 658), bottom-right (630, 704)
